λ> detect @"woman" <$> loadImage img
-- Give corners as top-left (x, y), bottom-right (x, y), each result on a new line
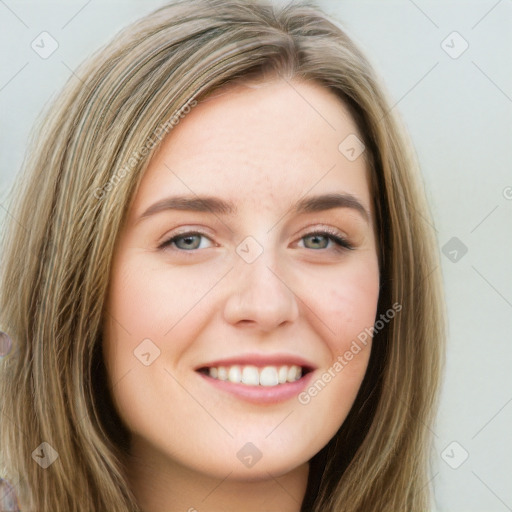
top-left (0, 0), bottom-right (445, 510)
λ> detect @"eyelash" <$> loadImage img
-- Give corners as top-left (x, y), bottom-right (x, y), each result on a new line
top-left (158, 228), bottom-right (354, 253)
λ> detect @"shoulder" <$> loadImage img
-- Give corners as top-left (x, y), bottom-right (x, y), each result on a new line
top-left (0, 478), bottom-right (21, 511)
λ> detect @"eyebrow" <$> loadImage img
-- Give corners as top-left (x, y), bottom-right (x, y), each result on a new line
top-left (137, 192), bottom-right (370, 224)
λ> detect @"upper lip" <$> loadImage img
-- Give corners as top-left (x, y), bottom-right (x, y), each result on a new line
top-left (195, 353), bottom-right (317, 372)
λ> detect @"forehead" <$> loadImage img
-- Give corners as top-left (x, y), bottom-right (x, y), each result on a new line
top-left (128, 78), bottom-right (371, 221)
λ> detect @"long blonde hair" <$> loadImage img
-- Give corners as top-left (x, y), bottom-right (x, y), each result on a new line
top-left (0, 1), bottom-right (445, 510)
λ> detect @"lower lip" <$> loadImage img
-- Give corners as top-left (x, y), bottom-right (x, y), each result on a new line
top-left (197, 371), bottom-right (315, 404)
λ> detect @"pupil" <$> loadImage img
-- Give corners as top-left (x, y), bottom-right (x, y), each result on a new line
top-left (179, 235), bottom-right (199, 249)
top-left (308, 235), bottom-right (326, 249)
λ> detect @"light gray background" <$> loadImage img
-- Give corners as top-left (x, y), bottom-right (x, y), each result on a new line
top-left (1, 1), bottom-right (511, 511)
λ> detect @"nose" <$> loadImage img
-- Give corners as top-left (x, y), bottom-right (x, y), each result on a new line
top-left (222, 243), bottom-right (299, 332)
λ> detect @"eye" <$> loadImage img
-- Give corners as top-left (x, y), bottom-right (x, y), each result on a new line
top-left (159, 231), bottom-right (213, 251)
top-left (299, 229), bottom-right (354, 252)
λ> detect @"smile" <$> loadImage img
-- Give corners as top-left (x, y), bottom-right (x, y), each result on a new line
top-left (195, 355), bottom-right (316, 404)
top-left (199, 364), bottom-right (303, 386)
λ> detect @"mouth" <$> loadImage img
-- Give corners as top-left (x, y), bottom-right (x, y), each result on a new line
top-left (196, 364), bottom-right (313, 386)
top-left (194, 355), bottom-right (316, 404)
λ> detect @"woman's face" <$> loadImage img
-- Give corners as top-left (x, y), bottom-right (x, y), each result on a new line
top-left (103, 78), bottom-right (380, 482)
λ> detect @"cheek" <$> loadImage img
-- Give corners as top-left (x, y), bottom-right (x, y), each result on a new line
top-left (102, 256), bottom-right (174, 392)
top-left (101, 255), bottom-right (208, 445)
top-left (102, 252), bottom-right (219, 397)
top-left (305, 258), bottom-right (380, 357)
top-left (104, 253), bottom-right (213, 347)
top-left (294, 258), bottom-right (380, 428)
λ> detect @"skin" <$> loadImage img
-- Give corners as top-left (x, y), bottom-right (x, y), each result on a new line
top-left (102, 77), bottom-right (380, 512)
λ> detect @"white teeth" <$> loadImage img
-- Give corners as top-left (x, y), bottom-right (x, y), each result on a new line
top-left (287, 365), bottom-right (301, 382)
top-left (228, 365), bottom-right (242, 383)
top-left (278, 365), bottom-right (288, 384)
top-left (205, 364), bottom-right (304, 386)
top-left (241, 365), bottom-right (259, 385)
top-left (259, 366), bottom-right (279, 386)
